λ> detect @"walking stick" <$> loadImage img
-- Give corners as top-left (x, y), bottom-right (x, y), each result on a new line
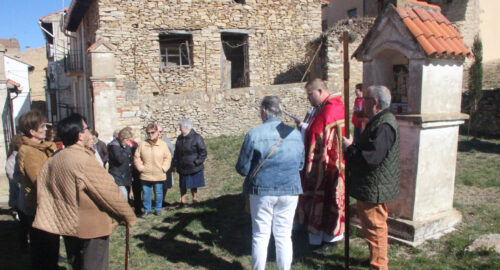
top-left (343, 31), bottom-right (351, 270)
top-left (125, 226), bottom-right (130, 270)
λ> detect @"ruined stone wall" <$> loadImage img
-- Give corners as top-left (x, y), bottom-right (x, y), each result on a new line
top-left (95, 0), bottom-right (322, 94)
top-left (87, 0), bottom-right (322, 137)
top-left (120, 82), bottom-right (310, 141)
top-left (325, 18), bottom-right (374, 107)
top-left (462, 89), bottom-right (500, 137)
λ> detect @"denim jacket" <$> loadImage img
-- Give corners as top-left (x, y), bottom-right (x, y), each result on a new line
top-left (236, 117), bottom-right (304, 196)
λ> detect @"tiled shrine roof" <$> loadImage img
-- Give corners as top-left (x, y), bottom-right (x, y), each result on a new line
top-left (394, 0), bottom-right (472, 58)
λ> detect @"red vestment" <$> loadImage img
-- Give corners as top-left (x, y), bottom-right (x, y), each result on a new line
top-left (297, 94), bottom-right (345, 237)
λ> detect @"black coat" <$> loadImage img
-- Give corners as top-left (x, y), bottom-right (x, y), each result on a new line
top-left (108, 140), bottom-right (133, 186)
top-left (173, 129), bottom-right (207, 175)
top-left (95, 139), bottom-right (108, 166)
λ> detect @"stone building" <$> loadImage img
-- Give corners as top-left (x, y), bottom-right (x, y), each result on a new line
top-left (20, 47), bottom-right (48, 113)
top-left (39, 9), bottom-right (78, 123)
top-left (62, 0), bottom-right (323, 140)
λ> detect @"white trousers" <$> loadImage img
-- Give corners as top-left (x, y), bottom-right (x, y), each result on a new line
top-left (250, 195), bottom-right (298, 270)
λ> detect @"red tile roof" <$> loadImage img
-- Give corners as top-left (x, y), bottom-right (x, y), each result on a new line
top-left (395, 1), bottom-right (472, 58)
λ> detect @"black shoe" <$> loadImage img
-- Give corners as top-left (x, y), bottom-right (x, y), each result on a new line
top-left (140, 212), bottom-right (151, 218)
top-left (312, 243), bottom-right (336, 255)
top-left (162, 201), bottom-right (171, 207)
top-left (154, 210), bottom-right (162, 216)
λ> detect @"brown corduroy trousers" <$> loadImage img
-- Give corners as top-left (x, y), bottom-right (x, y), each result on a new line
top-left (357, 201), bottom-right (389, 270)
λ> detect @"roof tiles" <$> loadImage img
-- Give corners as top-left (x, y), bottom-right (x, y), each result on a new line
top-left (395, 1), bottom-right (472, 58)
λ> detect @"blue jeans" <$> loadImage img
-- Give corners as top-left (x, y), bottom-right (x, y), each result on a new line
top-left (142, 181), bottom-right (163, 213)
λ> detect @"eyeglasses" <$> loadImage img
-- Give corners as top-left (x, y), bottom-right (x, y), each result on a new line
top-left (147, 131), bottom-right (156, 135)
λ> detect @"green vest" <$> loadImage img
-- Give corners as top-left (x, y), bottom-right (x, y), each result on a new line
top-left (350, 109), bottom-right (400, 203)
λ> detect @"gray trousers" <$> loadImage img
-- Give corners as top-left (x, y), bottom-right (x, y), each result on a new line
top-left (64, 235), bottom-right (110, 270)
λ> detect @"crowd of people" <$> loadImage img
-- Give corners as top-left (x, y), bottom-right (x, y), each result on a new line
top-left (6, 112), bottom-right (207, 269)
top-left (5, 78), bottom-right (400, 270)
top-left (236, 79), bottom-right (399, 270)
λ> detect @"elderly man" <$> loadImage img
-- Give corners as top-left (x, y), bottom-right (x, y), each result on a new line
top-left (296, 78), bottom-right (346, 253)
top-left (33, 114), bottom-right (137, 270)
top-left (343, 85), bottom-right (400, 270)
top-left (236, 96), bottom-right (304, 270)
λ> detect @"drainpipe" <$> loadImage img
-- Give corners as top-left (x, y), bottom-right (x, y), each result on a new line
top-left (7, 85), bottom-right (20, 133)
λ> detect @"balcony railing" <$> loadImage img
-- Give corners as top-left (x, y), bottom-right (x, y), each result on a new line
top-left (64, 49), bottom-right (83, 73)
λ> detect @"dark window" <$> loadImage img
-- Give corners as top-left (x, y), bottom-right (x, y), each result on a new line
top-left (221, 33), bottom-right (249, 89)
top-left (234, 0), bottom-right (245, 4)
top-left (159, 34), bottom-right (193, 70)
top-left (347, 8), bottom-right (357, 18)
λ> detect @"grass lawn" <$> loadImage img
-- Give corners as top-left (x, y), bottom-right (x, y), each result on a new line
top-left (0, 135), bottom-right (498, 269)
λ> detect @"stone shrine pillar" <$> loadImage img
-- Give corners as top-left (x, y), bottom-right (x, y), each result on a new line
top-left (352, 1), bottom-right (472, 246)
top-left (88, 40), bottom-right (118, 141)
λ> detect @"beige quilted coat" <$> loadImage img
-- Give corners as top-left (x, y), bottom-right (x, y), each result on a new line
top-left (134, 139), bottom-right (171, 181)
top-left (33, 144), bottom-right (137, 239)
top-left (17, 136), bottom-right (56, 211)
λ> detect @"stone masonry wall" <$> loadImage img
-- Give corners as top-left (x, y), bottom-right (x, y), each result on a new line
top-left (95, 0), bottom-right (322, 94)
top-left (325, 18), bottom-right (374, 109)
top-left (462, 89), bottom-right (500, 137)
top-left (440, 0), bottom-right (480, 91)
top-left (121, 82), bottom-right (310, 141)
top-left (86, 0), bottom-right (323, 138)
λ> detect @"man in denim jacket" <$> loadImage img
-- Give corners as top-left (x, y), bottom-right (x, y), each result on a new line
top-left (236, 96), bottom-right (305, 270)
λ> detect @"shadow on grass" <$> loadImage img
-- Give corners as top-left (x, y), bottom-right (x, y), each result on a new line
top-left (0, 206), bottom-right (31, 270)
top-left (134, 194), bottom-right (250, 269)
top-left (291, 227), bottom-right (369, 270)
top-left (458, 138), bottom-right (500, 154)
top-left (133, 194), bottom-right (368, 269)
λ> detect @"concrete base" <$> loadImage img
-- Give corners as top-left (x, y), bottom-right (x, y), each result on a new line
top-left (351, 205), bottom-right (462, 247)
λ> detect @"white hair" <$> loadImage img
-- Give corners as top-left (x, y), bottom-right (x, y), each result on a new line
top-left (367, 85), bottom-right (392, 110)
top-left (179, 118), bottom-right (193, 130)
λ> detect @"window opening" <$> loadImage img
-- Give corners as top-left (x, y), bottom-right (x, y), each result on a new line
top-left (347, 8), bottom-right (358, 18)
top-left (234, 0), bottom-right (246, 4)
top-left (159, 34), bottom-right (193, 70)
top-left (221, 33), bottom-right (249, 88)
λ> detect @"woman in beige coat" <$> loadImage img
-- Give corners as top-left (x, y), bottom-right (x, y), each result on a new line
top-left (134, 123), bottom-right (171, 217)
top-left (16, 111), bottom-right (57, 270)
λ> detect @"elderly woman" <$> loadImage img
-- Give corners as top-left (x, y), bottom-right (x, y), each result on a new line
top-left (16, 111), bottom-right (58, 269)
top-left (108, 128), bottom-right (134, 200)
top-left (173, 119), bottom-right (207, 207)
top-left (134, 123), bottom-right (171, 217)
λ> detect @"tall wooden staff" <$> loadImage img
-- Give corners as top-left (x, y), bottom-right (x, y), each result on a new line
top-left (343, 31), bottom-right (351, 270)
top-left (125, 226), bottom-right (130, 270)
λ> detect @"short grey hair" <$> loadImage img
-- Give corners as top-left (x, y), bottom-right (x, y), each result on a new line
top-left (367, 85), bottom-right (392, 110)
top-left (260, 96), bottom-right (282, 119)
top-left (179, 118), bottom-right (193, 130)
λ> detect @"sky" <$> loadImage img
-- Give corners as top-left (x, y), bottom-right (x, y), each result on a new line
top-left (0, 0), bottom-right (70, 52)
